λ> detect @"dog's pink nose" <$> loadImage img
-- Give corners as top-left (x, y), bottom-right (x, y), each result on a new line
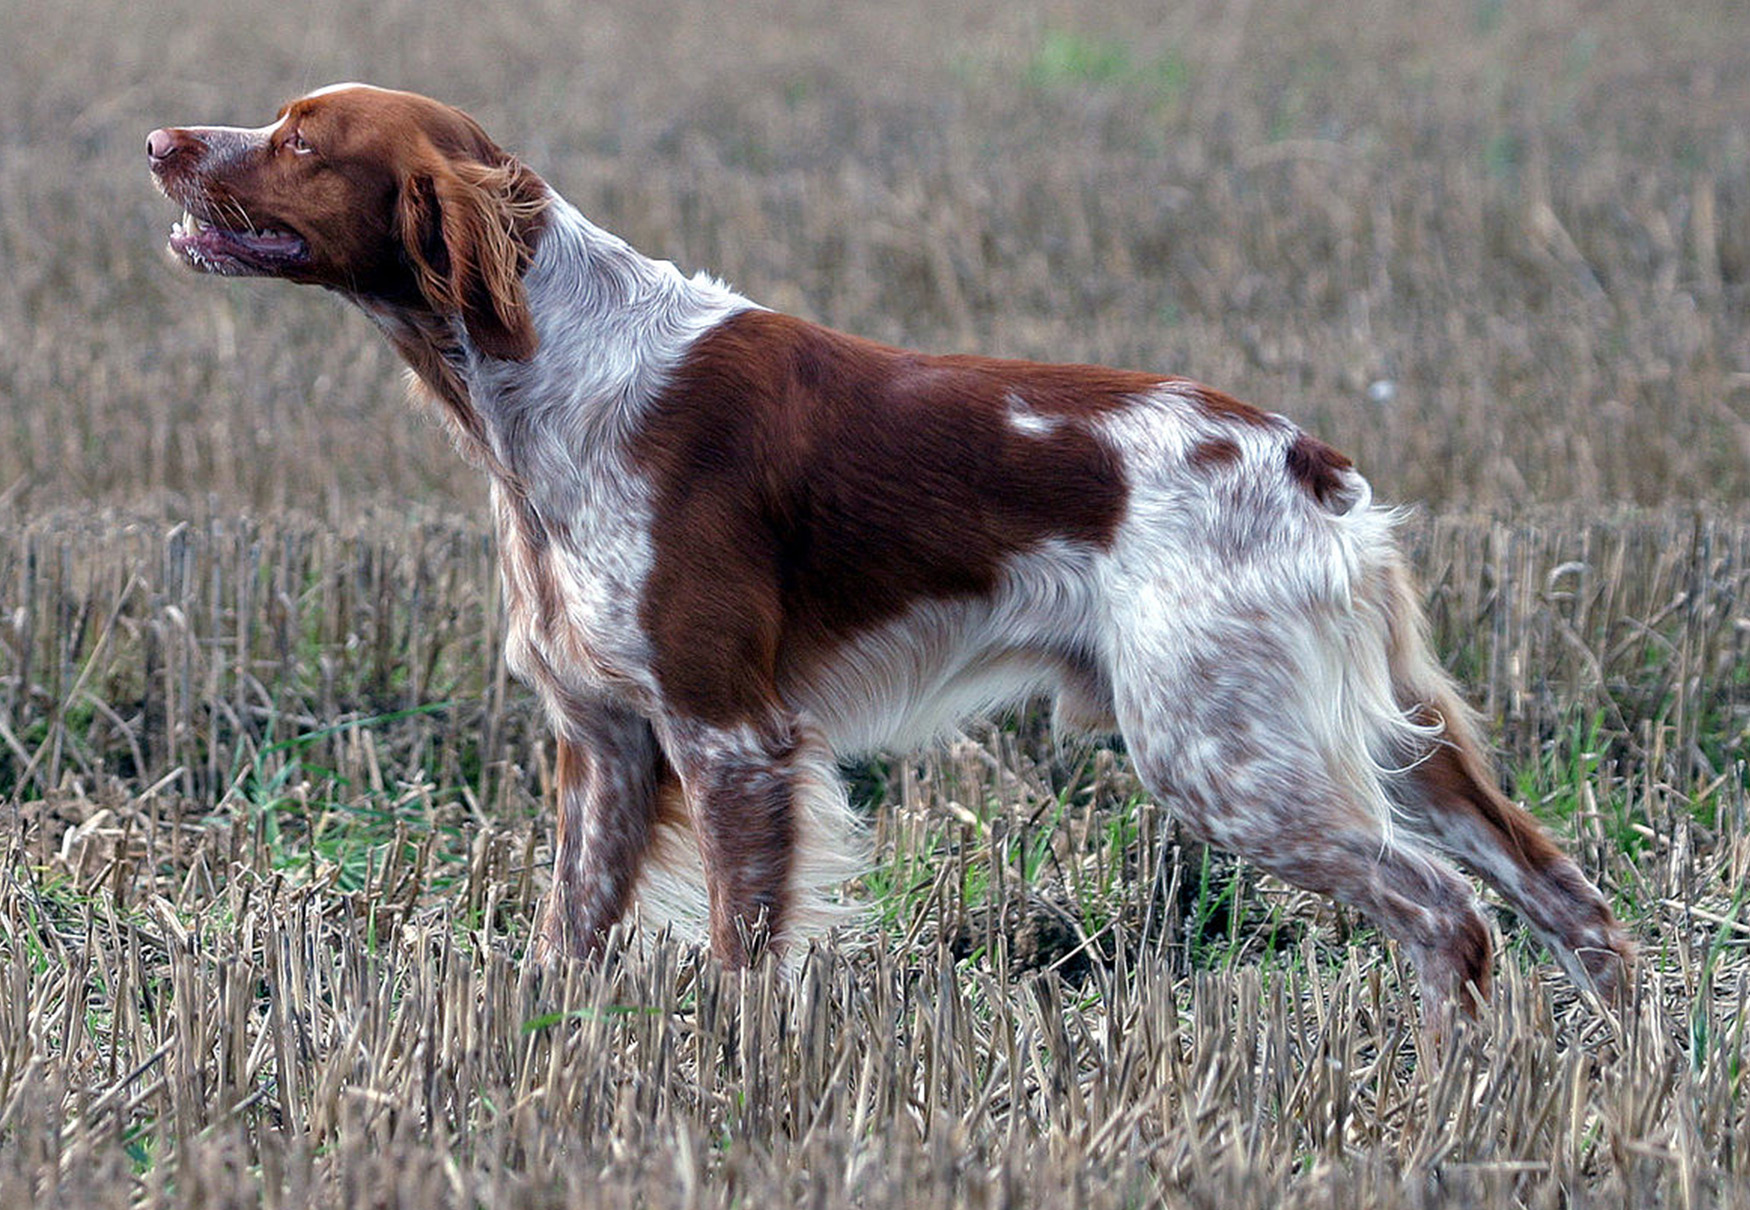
top-left (146, 128), bottom-right (182, 165)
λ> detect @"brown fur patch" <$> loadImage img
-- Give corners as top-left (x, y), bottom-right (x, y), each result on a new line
top-left (1284, 432), bottom-right (1355, 508)
top-left (630, 311), bottom-right (1157, 726)
top-left (1178, 382), bottom-right (1276, 428)
top-left (1188, 436), bottom-right (1243, 472)
top-left (1404, 702), bottom-right (1566, 873)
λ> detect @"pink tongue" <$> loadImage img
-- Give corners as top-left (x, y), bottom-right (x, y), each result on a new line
top-left (203, 226), bottom-right (304, 256)
top-left (234, 228), bottom-right (298, 249)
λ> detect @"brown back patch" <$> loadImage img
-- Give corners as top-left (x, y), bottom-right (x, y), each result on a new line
top-left (630, 311), bottom-right (1160, 725)
top-left (1188, 437), bottom-right (1243, 472)
top-left (1174, 381), bottom-right (1276, 428)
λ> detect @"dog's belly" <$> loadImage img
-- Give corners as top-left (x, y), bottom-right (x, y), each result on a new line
top-left (792, 643), bottom-right (1062, 754)
top-left (782, 544), bottom-right (1115, 755)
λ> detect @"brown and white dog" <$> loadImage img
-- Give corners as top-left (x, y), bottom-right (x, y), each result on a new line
top-left (148, 84), bottom-right (1632, 1016)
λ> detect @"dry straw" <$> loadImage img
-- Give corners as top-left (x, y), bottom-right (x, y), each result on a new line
top-left (2, 0), bottom-right (1748, 1202)
top-left (2, 508), bottom-right (1748, 1207)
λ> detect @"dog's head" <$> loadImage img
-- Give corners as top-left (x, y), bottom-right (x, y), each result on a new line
top-left (147, 83), bottom-right (547, 359)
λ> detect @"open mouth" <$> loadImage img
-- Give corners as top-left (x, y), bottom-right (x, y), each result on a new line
top-left (168, 208), bottom-right (309, 276)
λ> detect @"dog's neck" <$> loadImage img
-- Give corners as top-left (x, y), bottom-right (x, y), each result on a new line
top-left (372, 193), bottom-right (754, 497)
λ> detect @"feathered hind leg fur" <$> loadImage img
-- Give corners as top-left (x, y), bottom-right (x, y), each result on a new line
top-left (1377, 561), bottom-right (1635, 1002)
top-left (1107, 564), bottom-right (1498, 1019)
top-left (1107, 494), bottom-right (1629, 1018)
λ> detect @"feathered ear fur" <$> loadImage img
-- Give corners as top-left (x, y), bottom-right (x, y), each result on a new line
top-left (398, 157), bottom-right (548, 360)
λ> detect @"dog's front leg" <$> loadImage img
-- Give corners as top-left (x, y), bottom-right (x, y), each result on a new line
top-left (662, 717), bottom-right (802, 966)
top-left (533, 700), bottom-right (666, 962)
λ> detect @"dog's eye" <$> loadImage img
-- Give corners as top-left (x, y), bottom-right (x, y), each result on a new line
top-left (282, 129), bottom-right (313, 155)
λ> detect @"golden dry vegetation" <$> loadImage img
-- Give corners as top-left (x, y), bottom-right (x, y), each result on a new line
top-left (2, 0), bottom-right (1749, 1206)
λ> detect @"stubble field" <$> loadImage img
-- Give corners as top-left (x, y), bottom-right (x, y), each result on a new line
top-left (2, 0), bottom-right (1749, 1205)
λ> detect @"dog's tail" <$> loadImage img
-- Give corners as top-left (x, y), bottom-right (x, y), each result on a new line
top-left (1295, 451), bottom-right (1539, 843)
top-left (1272, 441), bottom-right (1445, 839)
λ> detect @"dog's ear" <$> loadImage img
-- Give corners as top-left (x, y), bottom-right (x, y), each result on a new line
top-left (397, 158), bottom-right (546, 360)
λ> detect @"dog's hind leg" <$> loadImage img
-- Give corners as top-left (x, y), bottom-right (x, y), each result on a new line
top-left (1108, 588), bottom-right (1497, 1020)
top-left (1119, 688), bottom-right (1496, 1018)
top-left (1389, 690), bottom-right (1634, 1002)
top-left (1376, 563), bottom-right (1634, 1002)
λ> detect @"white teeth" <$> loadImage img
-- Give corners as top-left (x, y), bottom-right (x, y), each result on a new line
top-left (175, 210), bottom-right (207, 238)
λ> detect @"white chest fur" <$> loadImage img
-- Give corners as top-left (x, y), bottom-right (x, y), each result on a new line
top-left (460, 197), bottom-right (754, 720)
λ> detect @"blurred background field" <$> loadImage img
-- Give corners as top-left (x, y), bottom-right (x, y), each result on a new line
top-left (2, 0), bottom-right (1747, 516)
top-left (3, 0), bottom-right (1750, 1206)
